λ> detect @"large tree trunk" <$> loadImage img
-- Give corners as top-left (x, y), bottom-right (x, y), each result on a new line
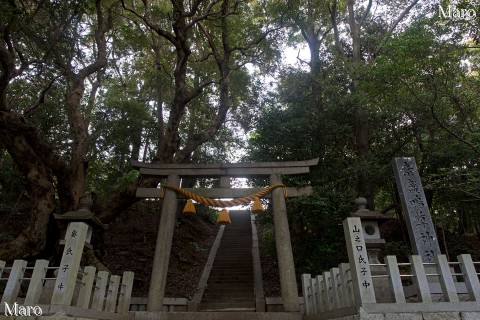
top-left (0, 133), bottom-right (56, 260)
top-left (62, 78), bottom-right (90, 211)
top-left (347, 0), bottom-right (375, 209)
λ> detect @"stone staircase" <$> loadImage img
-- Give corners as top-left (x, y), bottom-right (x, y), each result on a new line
top-left (135, 312), bottom-right (303, 320)
top-left (199, 210), bottom-right (255, 311)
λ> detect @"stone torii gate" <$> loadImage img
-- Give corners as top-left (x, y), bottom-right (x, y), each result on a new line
top-left (132, 158), bottom-right (319, 312)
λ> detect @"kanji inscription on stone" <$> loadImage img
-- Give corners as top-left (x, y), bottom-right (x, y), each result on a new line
top-left (392, 157), bottom-right (441, 262)
top-left (343, 217), bottom-right (376, 305)
top-left (51, 222), bottom-right (90, 306)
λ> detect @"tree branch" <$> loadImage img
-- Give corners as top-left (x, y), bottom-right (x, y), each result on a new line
top-left (374, 0), bottom-right (420, 56)
top-left (121, 0), bottom-right (178, 46)
top-left (0, 111), bottom-right (70, 176)
top-left (359, 0), bottom-right (372, 27)
top-left (429, 104), bottom-right (480, 157)
top-left (24, 78), bottom-right (57, 115)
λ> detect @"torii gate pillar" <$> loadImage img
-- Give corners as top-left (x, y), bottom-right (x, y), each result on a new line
top-left (147, 174), bottom-right (180, 311)
top-left (270, 174), bottom-right (299, 312)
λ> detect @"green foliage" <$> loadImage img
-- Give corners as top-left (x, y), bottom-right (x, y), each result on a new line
top-left (287, 185), bottom-right (355, 274)
top-left (248, 9), bottom-right (480, 277)
top-left (385, 242), bottom-right (413, 263)
top-left (115, 170), bottom-right (141, 191)
top-left (257, 220), bottom-right (277, 257)
top-left (253, 186), bottom-right (354, 275)
top-left (361, 20), bottom-right (480, 234)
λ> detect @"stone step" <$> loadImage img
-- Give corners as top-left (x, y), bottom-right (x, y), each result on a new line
top-left (217, 245), bottom-right (251, 248)
top-left (202, 295), bottom-right (254, 302)
top-left (204, 284), bottom-right (253, 291)
top-left (209, 266), bottom-right (252, 271)
top-left (218, 245), bottom-right (250, 248)
top-left (210, 273), bottom-right (253, 280)
top-left (134, 312), bottom-right (303, 320)
top-left (203, 288), bottom-right (253, 295)
top-left (212, 261), bottom-right (252, 264)
top-left (209, 273), bottom-right (253, 278)
top-left (209, 270), bottom-right (253, 275)
top-left (207, 279), bottom-right (253, 285)
top-left (208, 274), bottom-right (253, 280)
top-left (199, 302), bottom-right (256, 311)
top-left (213, 259), bottom-right (252, 262)
top-left (201, 300), bottom-right (254, 306)
top-left (199, 209), bottom-right (257, 310)
top-left (203, 292), bottom-right (254, 299)
top-left (209, 271), bottom-right (253, 275)
top-left (221, 236), bottom-right (251, 238)
top-left (212, 262), bottom-right (252, 265)
top-left (212, 263), bottom-right (253, 267)
top-left (223, 226), bottom-right (251, 229)
top-left (219, 241), bottom-right (251, 243)
top-left (213, 258), bottom-right (252, 261)
top-left (211, 266), bottom-right (252, 270)
top-left (210, 266), bottom-right (253, 275)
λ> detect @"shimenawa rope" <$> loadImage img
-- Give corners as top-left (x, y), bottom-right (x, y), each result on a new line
top-left (163, 184), bottom-right (287, 207)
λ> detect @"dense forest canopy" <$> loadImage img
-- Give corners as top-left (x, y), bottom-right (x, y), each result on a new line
top-left (1, 0), bottom-right (479, 273)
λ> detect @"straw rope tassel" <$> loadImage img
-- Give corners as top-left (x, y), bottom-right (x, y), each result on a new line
top-left (217, 208), bottom-right (231, 225)
top-left (183, 199), bottom-right (196, 215)
top-left (251, 197), bottom-right (264, 214)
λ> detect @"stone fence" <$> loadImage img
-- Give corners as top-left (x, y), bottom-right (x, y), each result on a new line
top-left (0, 222), bottom-right (134, 319)
top-left (301, 218), bottom-right (480, 320)
top-left (0, 259), bottom-right (134, 319)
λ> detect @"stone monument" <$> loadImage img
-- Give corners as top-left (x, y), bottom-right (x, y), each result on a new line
top-left (392, 157), bottom-right (441, 263)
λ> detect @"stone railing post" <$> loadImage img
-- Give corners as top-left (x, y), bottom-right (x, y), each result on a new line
top-left (457, 254), bottom-right (480, 301)
top-left (76, 266), bottom-right (96, 308)
top-left (1, 260), bottom-right (28, 304)
top-left (385, 255), bottom-right (405, 303)
top-left (301, 274), bottom-right (313, 315)
top-left (118, 271), bottom-right (135, 313)
top-left (435, 254), bottom-right (459, 302)
top-left (339, 263), bottom-right (353, 307)
top-left (409, 255), bottom-right (431, 302)
top-left (25, 259), bottom-right (50, 305)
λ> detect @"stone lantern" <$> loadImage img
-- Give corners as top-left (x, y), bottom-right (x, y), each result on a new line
top-left (54, 193), bottom-right (107, 247)
top-left (351, 197), bottom-right (392, 302)
top-left (54, 193), bottom-right (107, 227)
top-left (350, 197), bottom-right (389, 265)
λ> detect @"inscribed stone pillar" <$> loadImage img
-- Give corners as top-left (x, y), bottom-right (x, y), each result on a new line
top-left (147, 174), bottom-right (180, 311)
top-left (51, 222), bottom-right (90, 306)
top-left (392, 157), bottom-right (441, 262)
top-left (270, 174), bottom-right (299, 312)
top-left (343, 217), bottom-right (376, 308)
